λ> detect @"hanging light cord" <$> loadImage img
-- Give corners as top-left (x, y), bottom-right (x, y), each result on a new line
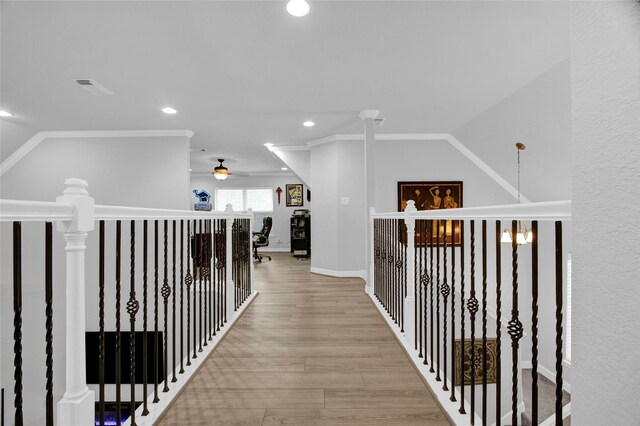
top-left (517, 146), bottom-right (521, 205)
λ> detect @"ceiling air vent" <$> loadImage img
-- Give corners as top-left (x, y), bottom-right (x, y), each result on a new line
top-left (72, 79), bottom-right (114, 96)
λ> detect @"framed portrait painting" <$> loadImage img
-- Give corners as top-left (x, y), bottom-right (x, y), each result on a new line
top-left (397, 181), bottom-right (463, 245)
top-left (286, 184), bottom-right (304, 207)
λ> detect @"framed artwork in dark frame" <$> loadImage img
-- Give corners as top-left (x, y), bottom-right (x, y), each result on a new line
top-left (397, 181), bottom-right (463, 246)
top-left (286, 184), bottom-right (304, 207)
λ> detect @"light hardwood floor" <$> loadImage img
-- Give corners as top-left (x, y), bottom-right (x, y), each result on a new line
top-left (156, 253), bottom-right (451, 426)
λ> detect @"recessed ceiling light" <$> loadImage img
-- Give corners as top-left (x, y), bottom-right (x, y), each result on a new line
top-left (303, 121), bottom-right (315, 127)
top-left (286, 0), bottom-right (310, 17)
top-left (281, 167), bottom-right (288, 171)
top-left (0, 110), bottom-right (14, 117)
top-left (162, 107), bottom-right (177, 114)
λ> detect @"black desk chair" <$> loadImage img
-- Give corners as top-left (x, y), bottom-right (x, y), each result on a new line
top-left (253, 217), bottom-right (272, 262)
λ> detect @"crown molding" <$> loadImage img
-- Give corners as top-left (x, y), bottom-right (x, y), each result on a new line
top-left (1, 129), bottom-right (195, 176)
top-left (270, 145), bottom-right (310, 152)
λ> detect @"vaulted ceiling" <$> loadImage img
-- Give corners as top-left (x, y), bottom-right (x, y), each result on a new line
top-left (1, 1), bottom-right (569, 174)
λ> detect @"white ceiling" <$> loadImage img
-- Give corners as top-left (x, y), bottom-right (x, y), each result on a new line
top-left (0, 1), bottom-right (569, 174)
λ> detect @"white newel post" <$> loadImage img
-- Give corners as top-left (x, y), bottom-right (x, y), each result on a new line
top-left (225, 204), bottom-right (235, 318)
top-left (403, 200), bottom-right (417, 347)
top-left (247, 208), bottom-right (255, 294)
top-left (56, 178), bottom-right (96, 426)
top-left (367, 207), bottom-right (376, 295)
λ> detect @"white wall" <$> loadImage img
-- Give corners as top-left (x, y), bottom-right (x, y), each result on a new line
top-left (375, 139), bottom-right (516, 213)
top-left (309, 142), bottom-right (340, 273)
top-left (571, 1), bottom-right (640, 424)
top-left (272, 149), bottom-right (311, 189)
top-left (0, 135), bottom-right (191, 208)
top-left (0, 120), bottom-right (39, 164)
top-left (452, 59), bottom-right (571, 203)
top-left (190, 174), bottom-right (309, 251)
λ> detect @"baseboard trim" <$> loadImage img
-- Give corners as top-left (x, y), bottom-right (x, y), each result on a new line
top-left (310, 267), bottom-right (366, 280)
top-left (257, 248), bottom-right (291, 253)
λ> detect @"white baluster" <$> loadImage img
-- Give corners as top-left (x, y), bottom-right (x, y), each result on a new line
top-left (56, 178), bottom-right (96, 426)
top-left (404, 200), bottom-right (417, 347)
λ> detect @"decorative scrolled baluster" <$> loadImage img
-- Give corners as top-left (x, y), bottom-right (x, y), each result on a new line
top-left (179, 220), bottom-right (185, 374)
top-left (508, 220), bottom-right (523, 426)
top-left (128, 221), bottom-right (140, 426)
top-left (98, 221), bottom-right (106, 422)
top-left (429, 219), bottom-right (434, 374)
top-left (531, 220), bottom-right (539, 426)
top-left (153, 220), bottom-right (160, 403)
top-left (554, 221), bottom-right (564, 425)
top-left (185, 220), bottom-right (193, 366)
top-left (450, 220), bottom-right (456, 403)
top-left (467, 220), bottom-right (478, 424)
top-left (435, 220), bottom-right (441, 382)
top-left (172, 221), bottom-right (177, 382)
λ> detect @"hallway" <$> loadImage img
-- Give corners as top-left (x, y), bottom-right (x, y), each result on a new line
top-left (157, 253), bottom-right (450, 425)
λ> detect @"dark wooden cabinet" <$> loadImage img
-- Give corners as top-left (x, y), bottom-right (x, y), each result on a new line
top-left (290, 212), bottom-right (310, 258)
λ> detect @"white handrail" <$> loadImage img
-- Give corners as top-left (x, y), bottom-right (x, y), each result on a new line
top-left (372, 200), bottom-right (571, 221)
top-left (0, 199), bottom-right (75, 221)
top-left (95, 204), bottom-right (252, 221)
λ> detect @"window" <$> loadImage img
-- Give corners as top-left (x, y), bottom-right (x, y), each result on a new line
top-left (215, 188), bottom-right (273, 232)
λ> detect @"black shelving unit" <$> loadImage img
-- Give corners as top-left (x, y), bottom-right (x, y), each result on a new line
top-left (290, 211), bottom-right (310, 258)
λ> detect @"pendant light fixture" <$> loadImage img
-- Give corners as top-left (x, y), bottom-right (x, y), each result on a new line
top-left (501, 143), bottom-right (533, 245)
top-left (212, 159), bottom-right (231, 181)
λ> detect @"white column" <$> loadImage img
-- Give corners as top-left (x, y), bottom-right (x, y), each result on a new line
top-left (368, 207), bottom-right (376, 296)
top-left (225, 204), bottom-right (235, 318)
top-left (361, 109), bottom-right (379, 293)
top-left (403, 200), bottom-right (417, 347)
top-left (56, 178), bottom-right (96, 426)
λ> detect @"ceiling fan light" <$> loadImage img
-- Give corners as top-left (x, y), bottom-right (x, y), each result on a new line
top-left (212, 159), bottom-right (231, 181)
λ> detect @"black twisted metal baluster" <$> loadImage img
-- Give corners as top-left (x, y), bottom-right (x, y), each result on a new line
top-left (390, 220), bottom-right (396, 324)
top-left (441, 221), bottom-right (450, 391)
top-left (215, 219), bottom-right (221, 333)
top-left (115, 220), bottom-right (122, 422)
top-left (128, 220), bottom-right (140, 426)
top-left (450, 220), bottom-right (456, 403)
top-left (212, 219), bottom-right (217, 340)
top-left (415, 220), bottom-right (418, 351)
top-left (193, 220), bottom-right (198, 359)
top-left (429, 219), bottom-right (434, 374)
top-left (162, 220), bottom-right (171, 392)
top-left (459, 221), bottom-right (466, 415)
top-left (398, 221), bottom-right (405, 333)
top-left (185, 220), bottom-right (193, 366)
top-left (481, 220), bottom-right (488, 425)
top-left (222, 219), bottom-right (227, 324)
top-left (468, 220), bottom-right (479, 425)
top-left (172, 221), bottom-right (177, 382)
top-left (418, 220), bottom-right (423, 357)
top-left (179, 220), bottom-right (185, 374)
top-left (202, 220), bottom-right (208, 346)
top-left (508, 220), bottom-right (523, 426)
top-left (13, 222), bottom-right (23, 426)
top-left (98, 221), bottom-right (106, 424)
top-left (495, 221), bottom-right (502, 425)
top-left (153, 220), bottom-right (160, 403)
top-left (142, 221), bottom-right (149, 415)
top-left (435, 220), bottom-right (441, 382)
top-left (44, 223), bottom-right (53, 426)
top-left (198, 219), bottom-right (204, 352)
top-left (531, 220), bottom-right (539, 426)
top-left (554, 221), bottom-right (564, 425)
top-left (422, 220), bottom-right (430, 366)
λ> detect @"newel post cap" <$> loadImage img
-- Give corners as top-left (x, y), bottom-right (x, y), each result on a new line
top-left (56, 178), bottom-right (95, 233)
